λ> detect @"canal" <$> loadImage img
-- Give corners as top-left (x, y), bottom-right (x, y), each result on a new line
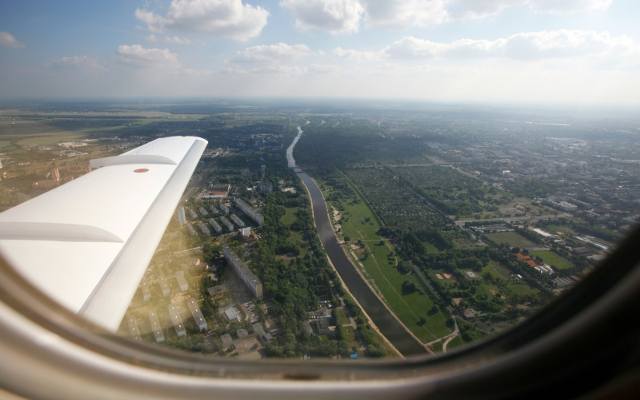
top-left (288, 127), bottom-right (426, 356)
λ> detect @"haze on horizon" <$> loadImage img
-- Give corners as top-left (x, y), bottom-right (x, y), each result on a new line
top-left (1, 0), bottom-right (639, 106)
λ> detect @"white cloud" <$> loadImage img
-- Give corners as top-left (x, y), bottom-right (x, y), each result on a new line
top-left (333, 47), bottom-right (385, 61)
top-left (0, 31), bottom-right (24, 48)
top-left (280, 0), bottom-right (448, 33)
top-left (448, 0), bottom-right (613, 18)
top-left (48, 56), bottom-right (105, 70)
top-left (383, 30), bottom-right (636, 61)
top-left (135, 0), bottom-right (269, 41)
top-left (528, 0), bottom-right (612, 14)
top-left (147, 34), bottom-right (192, 45)
top-left (116, 44), bottom-right (180, 67)
top-left (227, 30), bottom-right (637, 78)
top-left (280, 0), bottom-right (365, 34)
top-left (226, 42), bottom-right (314, 73)
top-left (166, 35), bottom-right (192, 45)
top-left (362, 0), bottom-right (448, 27)
top-left (233, 42), bottom-right (311, 62)
top-left (281, 0), bottom-right (613, 33)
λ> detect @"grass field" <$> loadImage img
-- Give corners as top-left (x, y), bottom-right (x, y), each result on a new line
top-left (16, 133), bottom-right (85, 148)
top-left (482, 261), bottom-right (511, 281)
top-left (446, 335), bottom-right (464, 350)
top-left (486, 231), bottom-right (536, 248)
top-left (334, 307), bottom-right (358, 349)
top-left (530, 250), bottom-right (574, 270)
top-left (544, 224), bottom-right (575, 236)
top-left (281, 207), bottom-right (297, 226)
top-left (324, 174), bottom-right (451, 343)
top-left (504, 283), bottom-right (540, 299)
top-left (280, 207), bottom-right (307, 257)
top-left (481, 261), bottom-right (540, 302)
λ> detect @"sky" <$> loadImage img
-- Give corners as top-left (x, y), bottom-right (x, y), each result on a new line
top-left (1, 0), bottom-right (639, 105)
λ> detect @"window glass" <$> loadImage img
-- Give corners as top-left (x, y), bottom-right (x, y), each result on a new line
top-left (0, 0), bottom-right (638, 361)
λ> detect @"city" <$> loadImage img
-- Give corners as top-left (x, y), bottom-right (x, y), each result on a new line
top-left (1, 101), bottom-right (637, 359)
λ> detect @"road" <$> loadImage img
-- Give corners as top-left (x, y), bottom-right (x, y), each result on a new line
top-left (288, 126), bottom-right (426, 356)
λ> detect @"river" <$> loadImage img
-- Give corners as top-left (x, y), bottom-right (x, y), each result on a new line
top-left (288, 126), bottom-right (426, 356)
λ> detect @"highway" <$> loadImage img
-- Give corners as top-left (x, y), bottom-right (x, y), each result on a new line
top-left (288, 127), bottom-right (426, 356)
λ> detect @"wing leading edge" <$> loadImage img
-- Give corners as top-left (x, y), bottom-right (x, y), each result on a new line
top-left (0, 136), bottom-right (207, 331)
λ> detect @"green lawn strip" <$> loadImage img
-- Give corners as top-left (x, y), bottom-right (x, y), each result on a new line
top-left (336, 187), bottom-right (449, 342)
top-left (445, 335), bottom-right (464, 350)
top-left (545, 224), bottom-right (575, 236)
top-left (280, 206), bottom-right (308, 257)
top-left (481, 261), bottom-right (540, 303)
top-left (482, 261), bottom-right (510, 281)
top-left (486, 231), bottom-right (535, 248)
top-left (281, 207), bottom-right (297, 226)
top-left (360, 236), bottom-right (444, 341)
top-left (504, 282), bottom-right (540, 301)
top-left (288, 230), bottom-right (307, 257)
top-left (337, 169), bottom-right (386, 227)
top-left (17, 133), bottom-right (84, 148)
top-left (530, 250), bottom-right (574, 270)
top-left (423, 241), bottom-right (440, 254)
top-left (335, 307), bottom-right (357, 347)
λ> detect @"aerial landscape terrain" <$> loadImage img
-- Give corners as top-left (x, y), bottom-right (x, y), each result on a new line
top-left (1, 99), bottom-right (638, 359)
top-left (1, 1), bottom-right (640, 398)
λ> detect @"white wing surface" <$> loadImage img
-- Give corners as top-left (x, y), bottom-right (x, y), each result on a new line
top-left (0, 136), bottom-right (207, 331)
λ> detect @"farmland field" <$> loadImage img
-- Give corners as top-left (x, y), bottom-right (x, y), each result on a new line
top-left (391, 165), bottom-right (512, 218)
top-left (344, 167), bottom-right (449, 231)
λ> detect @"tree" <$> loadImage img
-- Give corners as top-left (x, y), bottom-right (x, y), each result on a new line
top-left (401, 280), bottom-right (417, 295)
top-left (202, 241), bottom-right (221, 264)
top-left (397, 261), bottom-right (412, 275)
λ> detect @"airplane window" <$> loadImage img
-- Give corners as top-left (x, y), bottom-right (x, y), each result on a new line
top-left (0, 0), bottom-right (639, 379)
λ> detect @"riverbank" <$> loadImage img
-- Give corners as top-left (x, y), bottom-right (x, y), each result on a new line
top-left (288, 126), bottom-right (427, 356)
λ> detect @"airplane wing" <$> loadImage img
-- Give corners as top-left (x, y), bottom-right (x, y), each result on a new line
top-left (0, 136), bottom-right (207, 331)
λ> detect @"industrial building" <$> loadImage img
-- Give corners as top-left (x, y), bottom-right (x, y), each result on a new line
top-left (159, 278), bottom-right (171, 298)
top-left (209, 218), bottom-right (222, 234)
top-left (168, 304), bottom-right (186, 337)
top-left (148, 311), bottom-right (165, 343)
top-left (223, 247), bottom-right (263, 300)
top-left (234, 198), bottom-right (264, 225)
top-left (186, 297), bottom-right (208, 331)
top-left (197, 221), bottom-right (211, 236)
top-left (219, 204), bottom-right (229, 215)
top-left (220, 216), bottom-right (234, 231)
top-left (200, 184), bottom-right (230, 200)
top-left (186, 223), bottom-right (197, 236)
top-left (230, 213), bottom-right (246, 228)
top-left (126, 317), bottom-right (141, 341)
top-left (175, 271), bottom-right (189, 292)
